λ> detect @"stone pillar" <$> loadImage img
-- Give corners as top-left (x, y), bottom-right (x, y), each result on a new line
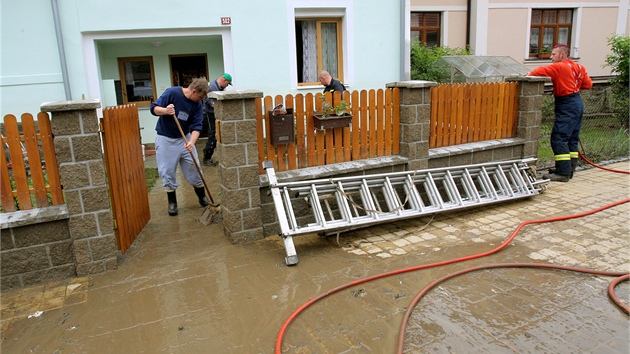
top-left (40, 100), bottom-right (118, 276)
top-left (386, 80), bottom-right (438, 170)
top-left (507, 76), bottom-right (550, 158)
top-left (211, 90), bottom-right (264, 244)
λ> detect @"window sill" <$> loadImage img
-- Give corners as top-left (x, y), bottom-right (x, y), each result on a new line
top-left (524, 57), bottom-right (581, 62)
top-left (295, 84), bottom-right (349, 91)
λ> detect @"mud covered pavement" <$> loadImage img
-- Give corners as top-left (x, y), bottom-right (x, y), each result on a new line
top-left (1, 158), bottom-right (628, 353)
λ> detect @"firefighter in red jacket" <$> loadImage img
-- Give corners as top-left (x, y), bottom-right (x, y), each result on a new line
top-left (528, 44), bottom-right (593, 182)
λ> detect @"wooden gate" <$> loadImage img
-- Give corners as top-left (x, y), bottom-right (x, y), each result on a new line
top-left (100, 104), bottom-right (150, 253)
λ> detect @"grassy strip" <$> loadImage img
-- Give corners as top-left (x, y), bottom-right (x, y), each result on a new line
top-left (145, 168), bottom-right (159, 191)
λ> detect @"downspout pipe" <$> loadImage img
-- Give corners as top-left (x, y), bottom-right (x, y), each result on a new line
top-left (51, 0), bottom-right (72, 100)
top-left (400, 0), bottom-right (409, 80)
top-left (466, 0), bottom-right (471, 47)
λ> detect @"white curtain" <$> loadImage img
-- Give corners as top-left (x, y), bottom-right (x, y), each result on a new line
top-left (321, 23), bottom-right (338, 78)
top-left (302, 21), bottom-right (317, 82)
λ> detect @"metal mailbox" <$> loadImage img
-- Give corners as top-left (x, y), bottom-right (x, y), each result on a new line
top-left (269, 108), bottom-right (294, 146)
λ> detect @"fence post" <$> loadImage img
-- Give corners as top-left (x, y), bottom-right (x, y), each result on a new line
top-left (40, 100), bottom-right (118, 276)
top-left (386, 80), bottom-right (438, 170)
top-left (506, 76), bottom-right (550, 158)
top-left (212, 90), bottom-right (265, 244)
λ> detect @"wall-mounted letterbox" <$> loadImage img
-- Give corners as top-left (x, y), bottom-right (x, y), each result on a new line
top-left (269, 108), bottom-right (294, 146)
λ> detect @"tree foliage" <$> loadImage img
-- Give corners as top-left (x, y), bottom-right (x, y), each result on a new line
top-left (410, 41), bottom-right (471, 83)
top-left (603, 34), bottom-right (629, 126)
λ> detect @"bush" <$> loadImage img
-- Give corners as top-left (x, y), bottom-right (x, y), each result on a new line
top-left (410, 41), bottom-right (471, 83)
top-left (603, 34), bottom-right (630, 127)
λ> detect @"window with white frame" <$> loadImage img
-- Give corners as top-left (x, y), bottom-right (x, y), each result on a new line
top-left (295, 18), bottom-right (343, 86)
top-left (411, 12), bottom-right (441, 47)
top-left (118, 56), bottom-right (156, 107)
top-left (530, 9), bottom-right (573, 57)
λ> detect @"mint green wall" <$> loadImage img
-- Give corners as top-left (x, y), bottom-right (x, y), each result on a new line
top-left (0, 0), bottom-right (67, 115)
top-left (2, 0), bottom-right (403, 144)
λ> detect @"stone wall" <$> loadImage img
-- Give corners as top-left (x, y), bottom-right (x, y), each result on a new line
top-left (0, 207), bottom-right (74, 290)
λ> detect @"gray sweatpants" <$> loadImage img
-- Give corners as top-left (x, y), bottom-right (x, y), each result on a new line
top-left (155, 134), bottom-right (204, 192)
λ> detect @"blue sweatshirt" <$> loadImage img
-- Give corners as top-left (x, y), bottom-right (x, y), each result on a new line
top-left (150, 87), bottom-right (203, 138)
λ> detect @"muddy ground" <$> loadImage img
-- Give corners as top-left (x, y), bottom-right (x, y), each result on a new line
top-left (1, 158), bottom-right (628, 353)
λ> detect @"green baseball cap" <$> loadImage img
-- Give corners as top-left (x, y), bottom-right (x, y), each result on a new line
top-left (222, 73), bottom-right (233, 85)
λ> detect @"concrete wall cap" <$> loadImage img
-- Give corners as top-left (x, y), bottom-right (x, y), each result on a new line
top-left (209, 90), bottom-right (264, 100)
top-left (1, 205), bottom-right (69, 229)
top-left (40, 99), bottom-right (101, 112)
top-left (386, 81), bottom-right (439, 89)
top-left (506, 76), bottom-right (551, 83)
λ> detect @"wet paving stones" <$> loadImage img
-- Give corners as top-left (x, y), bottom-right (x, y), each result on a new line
top-left (1, 159), bottom-right (628, 353)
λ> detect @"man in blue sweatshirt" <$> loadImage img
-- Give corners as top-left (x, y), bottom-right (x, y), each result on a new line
top-left (150, 78), bottom-right (210, 216)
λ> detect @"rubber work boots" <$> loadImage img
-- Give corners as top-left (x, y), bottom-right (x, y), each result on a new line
top-left (542, 172), bottom-right (570, 182)
top-left (194, 187), bottom-right (210, 207)
top-left (548, 160), bottom-right (578, 180)
top-left (167, 191), bottom-right (178, 216)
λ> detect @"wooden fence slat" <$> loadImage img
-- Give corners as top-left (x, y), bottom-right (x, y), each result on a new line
top-left (462, 84), bottom-right (472, 144)
top-left (4, 115), bottom-right (32, 210)
top-left (455, 84), bottom-right (465, 145)
top-left (284, 94), bottom-right (297, 170)
top-left (342, 91), bottom-right (351, 162)
top-left (448, 84), bottom-right (457, 146)
top-left (295, 94), bottom-right (307, 168)
top-left (359, 90), bottom-right (369, 159)
top-left (331, 91), bottom-right (343, 163)
top-left (350, 90), bottom-right (360, 160)
top-left (37, 112), bottom-right (63, 205)
top-left (376, 89), bottom-right (385, 157)
top-left (368, 90), bottom-right (377, 157)
top-left (384, 88), bottom-right (393, 156)
top-left (21, 114), bottom-right (49, 207)
top-left (305, 93), bottom-right (316, 167)
top-left (0, 133), bottom-right (16, 212)
top-left (474, 84), bottom-right (484, 142)
top-left (496, 83), bottom-right (505, 139)
top-left (263, 96), bottom-right (277, 170)
top-left (484, 83), bottom-right (493, 140)
top-left (429, 87), bottom-right (438, 148)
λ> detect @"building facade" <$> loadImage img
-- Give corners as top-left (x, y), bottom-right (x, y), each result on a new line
top-left (2, 0), bottom-right (628, 143)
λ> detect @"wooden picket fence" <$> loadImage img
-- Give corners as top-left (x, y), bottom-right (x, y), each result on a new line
top-left (430, 82), bottom-right (520, 148)
top-left (1, 113), bottom-right (64, 212)
top-left (101, 104), bottom-right (150, 254)
top-left (256, 88), bottom-right (400, 173)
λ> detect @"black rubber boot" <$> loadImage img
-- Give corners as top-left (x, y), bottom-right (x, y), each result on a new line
top-left (167, 191), bottom-right (178, 216)
top-left (551, 160), bottom-right (578, 179)
top-left (194, 187), bottom-right (210, 207)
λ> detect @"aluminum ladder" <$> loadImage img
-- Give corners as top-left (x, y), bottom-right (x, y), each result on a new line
top-left (264, 159), bottom-right (548, 265)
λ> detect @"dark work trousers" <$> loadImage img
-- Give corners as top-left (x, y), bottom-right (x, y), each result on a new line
top-left (551, 93), bottom-right (584, 176)
top-left (203, 113), bottom-right (217, 161)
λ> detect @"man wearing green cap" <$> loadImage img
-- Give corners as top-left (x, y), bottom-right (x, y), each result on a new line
top-left (202, 73), bottom-right (232, 166)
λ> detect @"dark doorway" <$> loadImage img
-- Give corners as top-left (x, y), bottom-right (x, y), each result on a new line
top-left (170, 54), bottom-right (208, 86)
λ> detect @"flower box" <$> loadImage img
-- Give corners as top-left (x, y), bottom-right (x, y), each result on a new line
top-left (313, 113), bottom-right (352, 130)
